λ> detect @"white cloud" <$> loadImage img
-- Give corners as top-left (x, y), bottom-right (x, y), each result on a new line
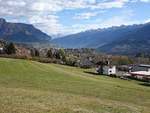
top-left (6, 0), bottom-right (26, 7)
top-left (90, 0), bottom-right (128, 9)
top-left (26, 15), bottom-right (65, 35)
top-left (31, 1), bottom-right (62, 12)
top-left (69, 9), bottom-right (140, 34)
top-left (74, 11), bottom-right (104, 20)
top-left (131, 0), bottom-right (150, 2)
top-left (96, 9), bottom-right (140, 27)
top-left (145, 18), bottom-right (150, 23)
top-left (0, 0), bottom-right (131, 18)
top-left (140, 0), bottom-right (150, 2)
top-left (0, 0), bottom-right (149, 35)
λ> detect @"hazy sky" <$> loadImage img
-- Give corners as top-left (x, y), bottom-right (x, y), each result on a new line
top-left (0, 0), bottom-right (150, 36)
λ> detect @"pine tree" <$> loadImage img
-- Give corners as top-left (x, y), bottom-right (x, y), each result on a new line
top-left (5, 43), bottom-right (16, 55)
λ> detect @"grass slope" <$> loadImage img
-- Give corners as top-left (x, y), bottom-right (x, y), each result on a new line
top-left (0, 58), bottom-right (150, 113)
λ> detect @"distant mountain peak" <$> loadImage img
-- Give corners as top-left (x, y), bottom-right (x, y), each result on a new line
top-left (0, 18), bottom-right (6, 23)
top-left (53, 22), bottom-right (150, 55)
top-left (0, 18), bottom-right (52, 43)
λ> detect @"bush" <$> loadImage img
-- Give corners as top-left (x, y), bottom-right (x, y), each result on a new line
top-left (65, 58), bottom-right (77, 66)
top-left (31, 57), bottom-right (62, 64)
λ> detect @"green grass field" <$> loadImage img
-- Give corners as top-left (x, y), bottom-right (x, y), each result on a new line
top-left (0, 58), bottom-right (150, 113)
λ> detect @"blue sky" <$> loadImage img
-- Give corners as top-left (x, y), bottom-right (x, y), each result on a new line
top-left (0, 0), bottom-right (150, 37)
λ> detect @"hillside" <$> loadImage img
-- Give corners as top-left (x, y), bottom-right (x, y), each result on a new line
top-left (98, 22), bottom-right (150, 55)
top-left (52, 24), bottom-right (144, 49)
top-left (0, 58), bottom-right (150, 113)
top-left (52, 23), bottom-right (150, 55)
top-left (0, 18), bottom-right (51, 43)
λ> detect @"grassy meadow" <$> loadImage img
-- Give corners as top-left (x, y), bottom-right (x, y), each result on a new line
top-left (0, 58), bottom-right (150, 113)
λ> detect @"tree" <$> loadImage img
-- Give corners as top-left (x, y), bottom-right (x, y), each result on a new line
top-left (118, 56), bottom-right (132, 65)
top-left (55, 51), bottom-right (61, 59)
top-left (30, 49), bottom-right (35, 57)
top-left (35, 49), bottom-right (40, 57)
top-left (62, 55), bottom-right (67, 62)
top-left (5, 43), bottom-right (16, 55)
top-left (59, 49), bottom-right (66, 60)
top-left (47, 49), bottom-right (54, 58)
top-left (54, 49), bottom-right (66, 61)
top-left (59, 49), bottom-right (65, 58)
top-left (30, 48), bottom-right (40, 57)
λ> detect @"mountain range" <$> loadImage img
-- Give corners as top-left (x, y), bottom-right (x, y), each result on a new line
top-left (1, 18), bottom-right (150, 56)
top-left (0, 18), bottom-right (51, 43)
top-left (52, 22), bottom-right (150, 55)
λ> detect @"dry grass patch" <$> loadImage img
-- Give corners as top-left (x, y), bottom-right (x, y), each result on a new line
top-left (0, 87), bottom-right (146, 113)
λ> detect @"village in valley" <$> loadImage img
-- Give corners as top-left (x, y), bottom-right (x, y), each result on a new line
top-left (0, 39), bottom-right (150, 83)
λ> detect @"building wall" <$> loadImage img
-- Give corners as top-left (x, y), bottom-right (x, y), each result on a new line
top-left (0, 47), bottom-right (3, 51)
top-left (131, 73), bottom-right (150, 78)
top-left (103, 66), bottom-right (116, 75)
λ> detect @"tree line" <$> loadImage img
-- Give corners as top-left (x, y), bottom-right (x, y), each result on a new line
top-left (1, 42), bottom-right (150, 67)
top-left (0, 42), bottom-right (16, 55)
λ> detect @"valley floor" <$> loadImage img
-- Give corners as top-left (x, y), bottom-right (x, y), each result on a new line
top-left (0, 58), bottom-right (150, 113)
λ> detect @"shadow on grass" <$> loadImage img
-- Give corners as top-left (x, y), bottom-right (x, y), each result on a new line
top-left (139, 83), bottom-right (150, 87)
top-left (84, 71), bottom-right (100, 76)
top-left (127, 77), bottom-right (150, 84)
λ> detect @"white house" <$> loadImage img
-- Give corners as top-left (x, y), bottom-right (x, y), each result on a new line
top-left (0, 47), bottom-right (3, 51)
top-left (98, 65), bottom-right (116, 76)
top-left (103, 65), bottom-right (116, 75)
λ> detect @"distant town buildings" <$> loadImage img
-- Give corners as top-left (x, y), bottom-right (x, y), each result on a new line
top-left (97, 62), bottom-right (150, 82)
top-left (129, 64), bottom-right (150, 79)
top-left (130, 71), bottom-right (150, 79)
